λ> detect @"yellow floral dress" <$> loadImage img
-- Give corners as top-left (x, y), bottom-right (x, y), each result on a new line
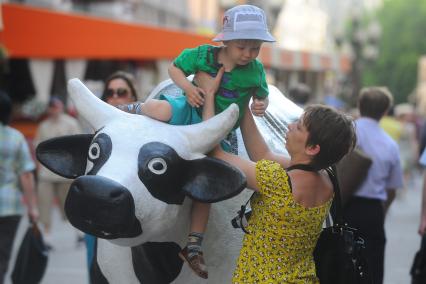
top-left (232, 160), bottom-right (332, 284)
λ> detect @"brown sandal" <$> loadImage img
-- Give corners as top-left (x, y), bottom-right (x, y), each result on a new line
top-left (178, 246), bottom-right (208, 279)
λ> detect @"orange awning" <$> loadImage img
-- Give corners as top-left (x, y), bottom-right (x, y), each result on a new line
top-left (0, 3), bottom-right (213, 59)
top-left (0, 3), bottom-right (350, 72)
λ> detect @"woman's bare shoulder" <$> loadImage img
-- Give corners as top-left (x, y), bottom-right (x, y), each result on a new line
top-left (288, 170), bottom-right (333, 208)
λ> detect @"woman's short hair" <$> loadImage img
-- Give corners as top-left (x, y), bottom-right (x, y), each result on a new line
top-left (358, 87), bottom-right (393, 120)
top-left (303, 105), bottom-right (356, 170)
top-left (101, 71), bottom-right (138, 102)
top-left (0, 90), bottom-right (12, 125)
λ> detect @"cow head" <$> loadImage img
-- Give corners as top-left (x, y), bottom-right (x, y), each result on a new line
top-left (36, 79), bottom-right (246, 247)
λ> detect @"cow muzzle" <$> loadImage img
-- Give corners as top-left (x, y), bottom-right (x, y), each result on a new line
top-left (65, 175), bottom-right (142, 239)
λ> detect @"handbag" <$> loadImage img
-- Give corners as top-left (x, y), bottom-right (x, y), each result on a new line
top-left (336, 148), bottom-right (372, 205)
top-left (11, 218), bottom-right (49, 284)
top-left (313, 167), bottom-right (372, 284)
top-left (411, 235), bottom-right (426, 284)
top-left (231, 192), bottom-right (255, 234)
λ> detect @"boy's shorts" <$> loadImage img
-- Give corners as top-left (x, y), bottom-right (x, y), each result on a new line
top-left (159, 94), bottom-right (237, 154)
top-left (160, 94), bottom-right (202, 125)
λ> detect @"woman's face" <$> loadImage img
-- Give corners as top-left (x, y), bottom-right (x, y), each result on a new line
top-left (105, 78), bottom-right (135, 106)
top-left (285, 115), bottom-right (310, 155)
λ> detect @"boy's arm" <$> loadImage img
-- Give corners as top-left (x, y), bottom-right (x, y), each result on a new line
top-left (240, 106), bottom-right (290, 168)
top-left (168, 63), bottom-right (205, 108)
top-left (250, 96), bottom-right (269, 117)
top-left (250, 65), bottom-right (269, 116)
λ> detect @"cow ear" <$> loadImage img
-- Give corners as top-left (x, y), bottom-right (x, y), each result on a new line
top-left (182, 157), bottom-right (246, 203)
top-left (36, 134), bottom-right (94, 179)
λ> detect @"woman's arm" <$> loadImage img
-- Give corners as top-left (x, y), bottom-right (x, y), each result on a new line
top-left (211, 147), bottom-right (259, 191)
top-left (197, 70), bottom-right (260, 191)
top-left (240, 107), bottom-right (290, 168)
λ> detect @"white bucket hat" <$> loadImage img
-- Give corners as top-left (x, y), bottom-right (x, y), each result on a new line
top-left (213, 5), bottom-right (276, 42)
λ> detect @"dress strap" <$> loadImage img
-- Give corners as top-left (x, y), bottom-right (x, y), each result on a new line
top-left (286, 164), bottom-right (317, 172)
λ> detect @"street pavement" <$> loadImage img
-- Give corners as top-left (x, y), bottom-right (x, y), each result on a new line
top-left (41, 217), bottom-right (88, 284)
top-left (384, 170), bottom-right (423, 284)
top-left (39, 171), bottom-right (424, 284)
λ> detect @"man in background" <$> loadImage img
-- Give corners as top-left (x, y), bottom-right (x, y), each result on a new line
top-left (34, 97), bottom-right (81, 248)
top-left (344, 86), bottom-right (404, 284)
top-left (0, 91), bottom-right (38, 283)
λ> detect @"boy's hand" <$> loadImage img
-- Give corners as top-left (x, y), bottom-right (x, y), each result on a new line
top-left (251, 96), bottom-right (269, 117)
top-left (185, 85), bottom-right (206, 108)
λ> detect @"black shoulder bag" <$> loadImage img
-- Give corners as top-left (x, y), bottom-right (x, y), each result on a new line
top-left (313, 166), bottom-right (372, 284)
top-left (411, 235), bottom-right (426, 283)
top-left (11, 217), bottom-right (49, 284)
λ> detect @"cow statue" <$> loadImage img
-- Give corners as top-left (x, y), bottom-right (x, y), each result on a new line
top-left (36, 79), bottom-right (249, 284)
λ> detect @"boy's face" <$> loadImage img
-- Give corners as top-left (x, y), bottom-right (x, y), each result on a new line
top-left (225, 40), bottom-right (263, 66)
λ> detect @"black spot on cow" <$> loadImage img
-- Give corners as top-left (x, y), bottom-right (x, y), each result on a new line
top-left (131, 242), bottom-right (183, 284)
top-left (138, 142), bottom-right (247, 204)
top-left (138, 142), bottom-right (187, 204)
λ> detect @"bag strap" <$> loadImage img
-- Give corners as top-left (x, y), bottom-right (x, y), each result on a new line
top-left (325, 166), bottom-right (344, 226)
top-left (286, 163), bottom-right (317, 172)
top-left (286, 164), bottom-right (344, 226)
top-left (238, 192), bottom-right (255, 234)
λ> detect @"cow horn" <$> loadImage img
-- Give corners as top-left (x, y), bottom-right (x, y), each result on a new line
top-left (179, 104), bottom-right (239, 154)
top-left (67, 78), bottom-right (125, 130)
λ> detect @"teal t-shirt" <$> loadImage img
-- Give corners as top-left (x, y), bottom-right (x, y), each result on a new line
top-left (173, 44), bottom-right (269, 128)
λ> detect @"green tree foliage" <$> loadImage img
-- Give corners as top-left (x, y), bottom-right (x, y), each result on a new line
top-left (362, 0), bottom-right (426, 103)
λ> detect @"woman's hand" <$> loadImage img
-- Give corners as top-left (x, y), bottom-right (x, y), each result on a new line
top-left (197, 68), bottom-right (225, 121)
top-left (194, 67), bottom-right (225, 98)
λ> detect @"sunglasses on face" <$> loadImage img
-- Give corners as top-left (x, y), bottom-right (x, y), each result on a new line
top-left (105, 88), bottom-right (129, 98)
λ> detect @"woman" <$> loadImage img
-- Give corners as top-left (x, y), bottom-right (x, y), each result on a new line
top-left (101, 71), bottom-right (138, 107)
top-left (198, 72), bottom-right (356, 283)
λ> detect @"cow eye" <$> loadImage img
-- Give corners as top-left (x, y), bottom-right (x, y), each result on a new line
top-left (88, 143), bottom-right (100, 160)
top-left (147, 158), bottom-right (167, 175)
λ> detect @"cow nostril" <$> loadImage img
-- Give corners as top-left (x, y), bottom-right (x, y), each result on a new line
top-left (110, 190), bottom-right (122, 199)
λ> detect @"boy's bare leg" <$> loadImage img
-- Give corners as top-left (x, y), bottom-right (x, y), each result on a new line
top-left (190, 201), bottom-right (211, 233)
top-left (140, 99), bottom-right (172, 122)
top-left (117, 99), bottom-right (172, 122)
top-left (179, 201), bottom-right (210, 279)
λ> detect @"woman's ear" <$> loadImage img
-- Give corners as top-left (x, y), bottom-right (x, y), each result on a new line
top-left (305, 144), bottom-right (320, 156)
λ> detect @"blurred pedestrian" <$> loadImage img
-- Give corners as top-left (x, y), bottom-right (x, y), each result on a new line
top-left (288, 83), bottom-right (311, 108)
top-left (380, 106), bottom-right (402, 143)
top-left (343, 86), bottom-right (404, 284)
top-left (395, 103), bottom-right (418, 184)
top-left (34, 97), bottom-right (81, 248)
top-left (0, 90), bottom-right (38, 283)
top-left (418, 148), bottom-right (426, 235)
